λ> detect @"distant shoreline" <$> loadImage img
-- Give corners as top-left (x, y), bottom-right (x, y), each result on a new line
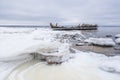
top-left (0, 25), bottom-right (120, 27)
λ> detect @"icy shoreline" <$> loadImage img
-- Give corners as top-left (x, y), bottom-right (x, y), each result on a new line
top-left (0, 27), bottom-right (120, 80)
top-left (7, 51), bottom-right (120, 80)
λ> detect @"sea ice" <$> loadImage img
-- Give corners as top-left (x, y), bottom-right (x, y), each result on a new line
top-left (0, 27), bottom-right (120, 80)
top-left (0, 55), bottom-right (33, 80)
top-left (15, 51), bottom-right (120, 80)
top-left (84, 38), bottom-right (115, 47)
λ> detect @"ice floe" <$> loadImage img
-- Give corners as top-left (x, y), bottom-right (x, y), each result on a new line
top-left (84, 38), bottom-right (115, 47)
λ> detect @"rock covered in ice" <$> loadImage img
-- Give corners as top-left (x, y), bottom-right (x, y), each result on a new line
top-left (115, 34), bottom-right (120, 38)
top-left (35, 43), bottom-right (74, 64)
top-left (84, 38), bottom-right (115, 47)
top-left (37, 53), bottom-right (73, 64)
top-left (115, 38), bottom-right (120, 44)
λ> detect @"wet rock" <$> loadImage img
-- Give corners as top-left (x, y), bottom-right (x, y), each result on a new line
top-left (106, 34), bottom-right (112, 37)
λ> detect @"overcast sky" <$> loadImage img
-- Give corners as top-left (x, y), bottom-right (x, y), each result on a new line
top-left (0, 0), bottom-right (120, 25)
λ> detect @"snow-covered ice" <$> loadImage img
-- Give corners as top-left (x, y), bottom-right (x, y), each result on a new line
top-left (0, 55), bottom-right (33, 80)
top-left (14, 51), bottom-right (120, 80)
top-left (84, 38), bottom-right (115, 47)
top-left (0, 27), bottom-right (120, 80)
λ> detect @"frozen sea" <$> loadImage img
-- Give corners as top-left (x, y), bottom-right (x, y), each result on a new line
top-left (0, 26), bottom-right (120, 80)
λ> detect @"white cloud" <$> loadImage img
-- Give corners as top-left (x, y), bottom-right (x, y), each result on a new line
top-left (0, 0), bottom-right (120, 25)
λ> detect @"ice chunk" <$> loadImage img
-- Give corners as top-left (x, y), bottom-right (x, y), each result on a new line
top-left (115, 38), bottom-right (120, 44)
top-left (33, 43), bottom-right (73, 64)
top-left (84, 38), bottom-right (115, 47)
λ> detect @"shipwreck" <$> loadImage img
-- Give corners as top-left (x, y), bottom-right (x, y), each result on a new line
top-left (50, 23), bottom-right (98, 30)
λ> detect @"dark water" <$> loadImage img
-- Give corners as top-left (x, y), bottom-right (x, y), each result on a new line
top-left (81, 26), bottom-right (120, 38)
top-left (97, 27), bottom-right (120, 37)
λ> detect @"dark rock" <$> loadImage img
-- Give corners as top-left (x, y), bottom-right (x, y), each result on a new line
top-left (106, 34), bottom-right (112, 37)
